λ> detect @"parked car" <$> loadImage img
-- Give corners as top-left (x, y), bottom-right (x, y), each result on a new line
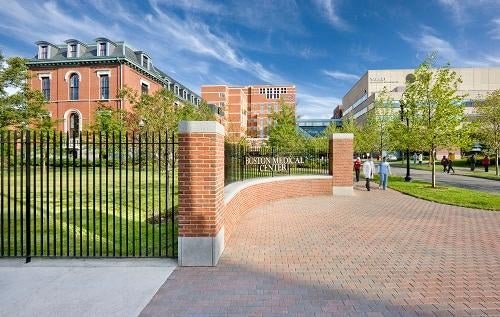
top-left (386, 154), bottom-right (398, 161)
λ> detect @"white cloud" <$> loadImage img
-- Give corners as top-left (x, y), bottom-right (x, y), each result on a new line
top-left (0, 0), bottom-right (286, 91)
top-left (437, 0), bottom-right (464, 20)
top-left (323, 70), bottom-right (359, 82)
top-left (490, 18), bottom-right (500, 40)
top-left (296, 92), bottom-right (341, 119)
top-left (312, 0), bottom-right (349, 30)
top-left (400, 29), bottom-right (460, 64)
top-left (350, 45), bottom-right (384, 63)
top-left (400, 28), bottom-right (500, 67)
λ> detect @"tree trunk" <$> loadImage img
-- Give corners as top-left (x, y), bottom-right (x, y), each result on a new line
top-left (496, 148), bottom-right (499, 177)
top-left (431, 148), bottom-right (436, 188)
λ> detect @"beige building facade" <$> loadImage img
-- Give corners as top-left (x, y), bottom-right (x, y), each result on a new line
top-left (341, 67), bottom-right (500, 121)
top-left (201, 84), bottom-right (296, 141)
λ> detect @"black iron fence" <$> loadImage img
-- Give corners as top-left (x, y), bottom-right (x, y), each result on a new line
top-left (225, 143), bottom-right (329, 185)
top-left (0, 131), bottom-right (178, 261)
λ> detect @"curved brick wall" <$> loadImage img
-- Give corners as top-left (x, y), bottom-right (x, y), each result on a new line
top-left (222, 176), bottom-right (331, 244)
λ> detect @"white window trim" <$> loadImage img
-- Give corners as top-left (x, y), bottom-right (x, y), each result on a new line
top-left (64, 71), bottom-right (82, 82)
top-left (67, 43), bottom-right (80, 58)
top-left (63, 109), bottom-right (83, 134)
top-left (174, 85), bottom-right (180, 96)
top-left (97, 42), bottom-right (109, 57)
top-left (96, 70), bottom-right (111, 78)
top-left (37, 73), bottom-right (52, 80)
top-left (140, 79), bottom-right (150, 95)
top-left (38, 45), bottom-right (50, 59)
top-left (141, 55), bottom-right (150, 69)
top-left (98, 72), bottom-right (111, 100)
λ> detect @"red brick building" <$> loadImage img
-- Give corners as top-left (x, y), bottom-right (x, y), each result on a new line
top-left (201, 85), bottom-right (296, 141)
top-left (28, 38), bottom-right (203, 136)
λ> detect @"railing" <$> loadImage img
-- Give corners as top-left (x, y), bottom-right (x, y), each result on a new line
top-left (0, 131), bottom-right (178, 261)
top-left (225, 144), bottom-right (329, 186)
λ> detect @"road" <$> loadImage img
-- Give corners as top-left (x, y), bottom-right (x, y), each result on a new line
top-left (391, 166), bottom-right (500, 194)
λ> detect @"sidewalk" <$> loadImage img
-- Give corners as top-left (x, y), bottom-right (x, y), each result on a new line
top-left (0, 258), bottom-right (176, 317)
top-left (141, 191), bottom-right (500, 316)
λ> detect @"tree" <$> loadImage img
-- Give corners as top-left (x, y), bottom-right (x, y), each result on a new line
top-left (89, 103), bottom-right (128, 134)
top-left (473, 89), bottom-right (500, 176)
top-left (0, 52), bottom-right (53, 131)
top-left (372, 87), bottom-right (396, 156)
top-left (119, 87), bottom-right (216, 134)
top-left (400, 55), bottom-right (467, 187)
top-left (267, 100), bottom-right (304, 152)
top-left (339, 116), bottom-right (363, 153)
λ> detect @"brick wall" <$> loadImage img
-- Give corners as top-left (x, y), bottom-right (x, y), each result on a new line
top-left (178, 126), bottom-right (225, 238)
top-left (330, 134), bottom-right (354, 188)
top-left (222, 178), bottom-right (331, 244)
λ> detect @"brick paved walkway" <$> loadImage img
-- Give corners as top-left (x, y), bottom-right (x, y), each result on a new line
top-left (142, 189), bottom-right (500, 316)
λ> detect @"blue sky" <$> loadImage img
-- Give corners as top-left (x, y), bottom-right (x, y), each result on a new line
top-left (0, 0), bottom-right (499, 118)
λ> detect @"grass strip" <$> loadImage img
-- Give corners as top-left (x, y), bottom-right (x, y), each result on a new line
top-left (376, 175), bottom-right (500, 211)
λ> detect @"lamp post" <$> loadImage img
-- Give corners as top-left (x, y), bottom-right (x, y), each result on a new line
top-left (400, 102), bottom-right (412, 182)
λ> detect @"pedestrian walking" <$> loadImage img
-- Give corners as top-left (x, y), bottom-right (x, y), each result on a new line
top-left (353, 157), bottom-right (361, 182)
top-left (447, 159), bottom-right (455, 174)
top-left (413, 153), bottom-right (418, 165)
top-left (378, 157), bottom-right (391, 190)
top-left (418, 153), bottom-right (423, 165)
top-left (469, 154), bottom-right (476, 171)
top-left (440, 155), bottom-right (449, 173)
top-left (363, 156), bottom-right (375, 191)
top-left (482, 155), bottom-right (490, 173)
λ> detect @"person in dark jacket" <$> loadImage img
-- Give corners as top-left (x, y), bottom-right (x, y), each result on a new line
top-left (469, 154), bottom-right (476, 171)
top-left (482, 155), bottom-right (490, 172)
top-left (440, 156), bottom-right (449, 173)
top-left (447, 159), bottom-right (455, 174)
top-left (353, 157), bottom-right (361, 182)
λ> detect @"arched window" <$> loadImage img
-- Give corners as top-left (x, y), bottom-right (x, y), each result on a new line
top-left (69, 73), bottom-right (79, 100)
top-left (69, 112), bottom-right (80, 138)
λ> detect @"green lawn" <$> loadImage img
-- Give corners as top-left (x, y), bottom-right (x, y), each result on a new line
top-left (376, 175), bottom-right (500, 211)
top-left (0, 166), bottom-right (178, 257)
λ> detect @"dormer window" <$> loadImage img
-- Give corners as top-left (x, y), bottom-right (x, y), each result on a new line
top-left (174, 85), bottom-right (179, 96)
top-left (142, 55), bottom-right (149, 69)
top-left (98, 42), bottom-right (107, 56)
top-left (183, 90), bottom-right (187, 100)
top-left (40, 45), bottom-right (48, 59)
top-left (68, 43), bottom-right (78, 58)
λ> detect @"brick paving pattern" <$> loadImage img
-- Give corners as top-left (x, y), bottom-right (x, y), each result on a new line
top-left (142, 188), bottom-right (500, 316)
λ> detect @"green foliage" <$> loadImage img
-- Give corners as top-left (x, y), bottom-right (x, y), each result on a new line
top-left (397, 54), bottom-right (468, 187)
top-left (0, 53), bottom-right (53, 131)
top-left (119, 87), bottom-right (216, 134)
top-left (267, 100), bottom-right (304, 152)
top-left (89, 103), bottom-right (127, 134)
top-left (473, 89), bottom-right (500, 175)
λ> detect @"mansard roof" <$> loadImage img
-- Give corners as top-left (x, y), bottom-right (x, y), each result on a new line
top-left (28, 38), bottom-right (202, 102)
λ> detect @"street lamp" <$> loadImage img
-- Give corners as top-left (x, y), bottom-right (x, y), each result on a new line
top-left (399, 101), bottom-right (412, 182)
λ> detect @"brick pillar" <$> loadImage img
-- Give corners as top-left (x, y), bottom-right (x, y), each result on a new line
top-left (178, 121), bottom-right (225, 266)
top-left (329, 133), bottom-right (354, 196)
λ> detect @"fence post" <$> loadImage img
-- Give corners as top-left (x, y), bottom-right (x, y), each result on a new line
top-left (178, 121), bottom-right (225, 266)
top-left (25, 131), bottom-right (31, 263)
top-left (330, 133), bottom-right (354, 196)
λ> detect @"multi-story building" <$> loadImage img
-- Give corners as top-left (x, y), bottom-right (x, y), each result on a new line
top-left (28, 38), bottom-right (204, 136)
top-left (341, 67), bottom-right (500, 122)
top-left (201, 84), bottom-right (296, 141)
top-left (341, 67), bottom-right (500, 157)
top-left (296, 118), bottom-right (341, 137)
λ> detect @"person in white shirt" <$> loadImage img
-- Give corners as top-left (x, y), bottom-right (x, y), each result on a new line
top-left (363, 156), bottom-right (375, 191)
top-left (378, 157), bottom-right (392, 190)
